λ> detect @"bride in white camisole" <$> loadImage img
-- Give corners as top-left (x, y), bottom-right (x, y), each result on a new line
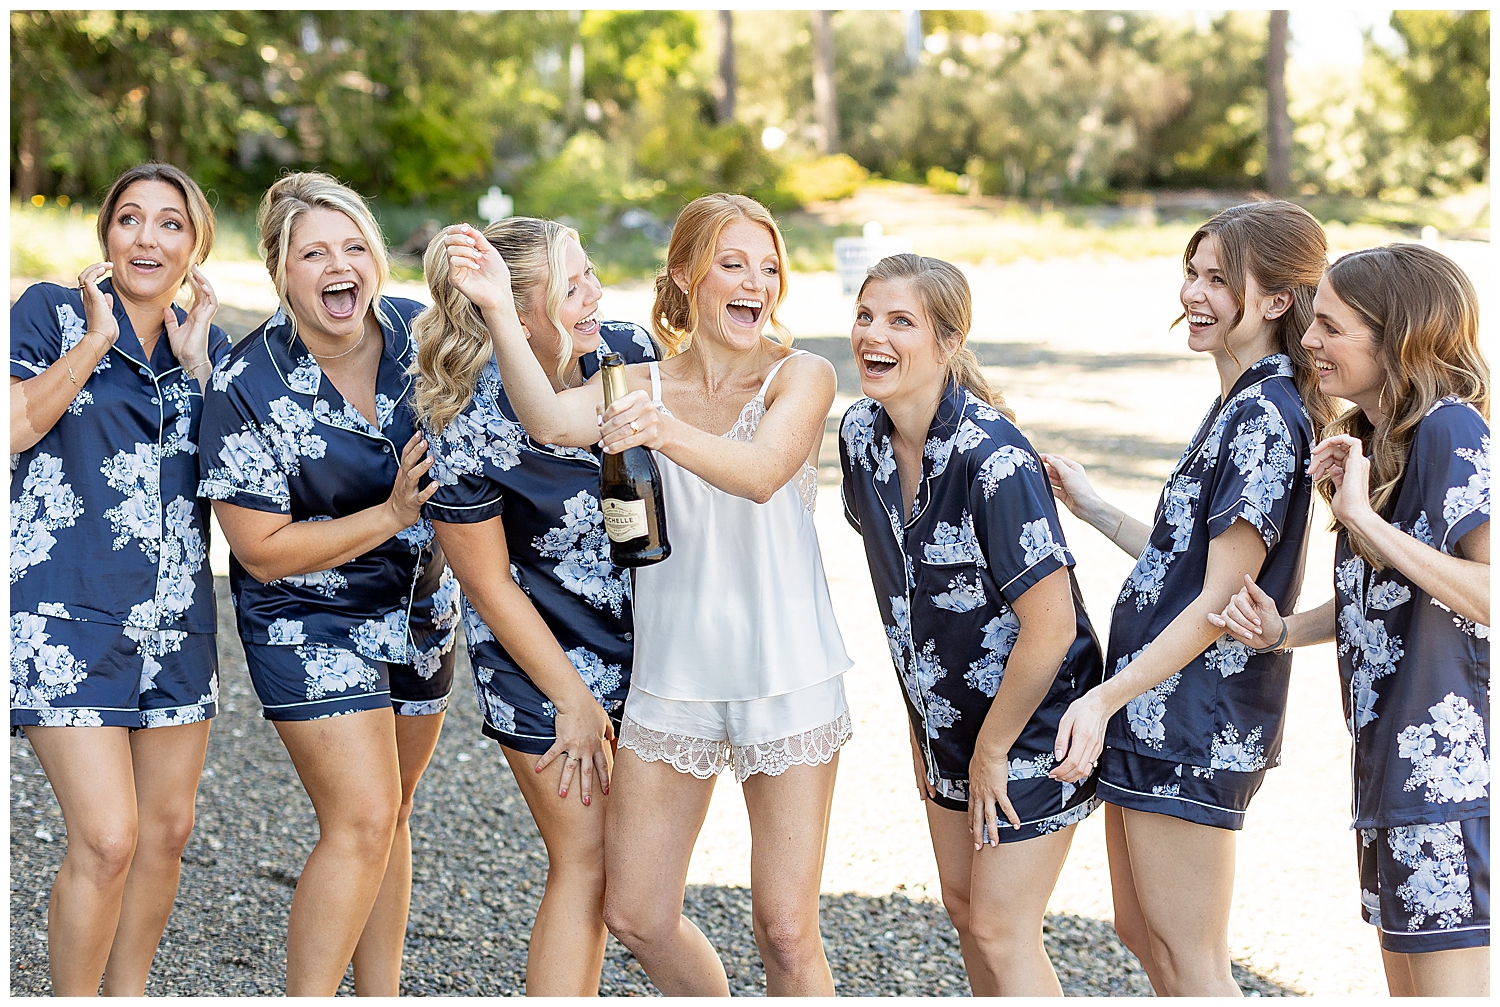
top-left (438, 195), bottom-right (851, 996)
top-left (627, 351), bottom-right (852, 775)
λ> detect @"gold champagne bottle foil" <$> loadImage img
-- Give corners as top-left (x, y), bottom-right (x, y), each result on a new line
top-left (601, 355), bottom-right (628, 409)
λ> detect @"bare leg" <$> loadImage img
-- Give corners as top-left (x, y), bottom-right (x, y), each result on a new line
top-left (601, 748), bottom-right (727, 996)
top-left (1103, 802), bottom-right (1167, 989)
top-left (741, 757), bottom-right (839, 997)
top-left (99, 720), bottom-right (212, 996)
top-left (1119, 807), bottom-right (1241, 996)
top-left (925, 801), bottom-right (1075, 996)
top-left (501, 744), bottom-right (611, 995)
top-left (1380, 945), bottom-right (1416, 997)
top-left (25, 726), bottom-right (139, 996)
top-left (1398, 946), bottom-right (1489, 996)
top-left (350, 711), bottom-right (445, 996)
top-left (274, 709), bottom-right (402, 996)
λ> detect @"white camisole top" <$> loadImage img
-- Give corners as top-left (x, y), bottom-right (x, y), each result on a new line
top-left (630, 352), bottom-right (852, 702)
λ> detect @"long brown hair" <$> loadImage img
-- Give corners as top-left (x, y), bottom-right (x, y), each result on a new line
top-left (857, 253), bottom-right (1013, 418)
top-left (1180, 200), bottom-right (1336, 433)
top-left (1320, 243), bottom-right (1488, 565)
top-left (651, 193), bottom-right (791, 355)
top-left (411, 217), bottom-right (580, 434)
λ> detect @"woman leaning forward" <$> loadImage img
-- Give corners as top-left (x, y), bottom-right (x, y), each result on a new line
top-left (839, 254), bottom-right (1105, 995)
top-left (413, 217), bottom-right (657, 994)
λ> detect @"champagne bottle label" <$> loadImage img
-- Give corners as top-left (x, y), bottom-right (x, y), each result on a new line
top-left (602, 498), bottom-right (649, 542)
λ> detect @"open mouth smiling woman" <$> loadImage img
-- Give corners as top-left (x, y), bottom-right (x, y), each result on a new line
top-left (197, 172), bottom-right (460, 996)
top-left (439, 193), bottom-right (852, 996)
top-left (413, 216), bottom-right (658, 995)
top-left (11, 162), bottom-right (228, 997)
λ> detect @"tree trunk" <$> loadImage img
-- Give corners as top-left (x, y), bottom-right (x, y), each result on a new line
top-left (1265, 10), bottom-right (1292, 197)
top-left (716, 10), bottom-right (736, 124)
top-left (810, 11), bottom-right (839, 155)
top-left (17, 90), bottom-right (39, 202)
top-left (568, 10), bottom-right (584, 120)
top-left (903, 9), bottom-right (923, 67)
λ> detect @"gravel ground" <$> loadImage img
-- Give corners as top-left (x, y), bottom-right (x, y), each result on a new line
top-left (8, 590), bottom-right (1296, 997)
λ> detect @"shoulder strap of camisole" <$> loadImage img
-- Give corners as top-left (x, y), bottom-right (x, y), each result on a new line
top-left (756, 349), bottom-right (806, 399)
top-left (647, 360), bottom-right (663, 406)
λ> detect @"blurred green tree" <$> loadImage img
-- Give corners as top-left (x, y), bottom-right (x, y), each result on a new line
top-left (857, 11), bottom-right (1265, 196)
top-left (1383, 10), bottom-right (1489, 150)
top-left (11, 11), bottom-right (262, 201)
top-left (10, 9), bottom-right (1488, 221)
top-left (521, 9), bottom-right (785, 230)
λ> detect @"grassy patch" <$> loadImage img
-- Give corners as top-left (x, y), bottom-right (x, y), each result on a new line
top-left (11, 203), bottom-right (104, 281)
top-left (14, 185), bottom-right (1482, 286)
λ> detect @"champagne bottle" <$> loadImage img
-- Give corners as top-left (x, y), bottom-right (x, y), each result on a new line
top-left (599, 353), bottom-right (670, 567)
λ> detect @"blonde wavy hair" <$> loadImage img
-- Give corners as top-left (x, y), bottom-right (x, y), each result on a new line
top-left (1178, 200), bottom-right (1337, 435)
top-left (412, 217), bottom-right (580, 434)
top-left (256, 171), bottom-right (390, 338)
top-left (857, 253), bottom-right (1014, 419)
top-left (1320, 243), bottom-right (1488, 565)
top-left (651, 193), bottom-right (791, 356)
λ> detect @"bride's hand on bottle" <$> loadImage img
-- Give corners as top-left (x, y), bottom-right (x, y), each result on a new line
top-left (599, 391), bottom-right (666, 453)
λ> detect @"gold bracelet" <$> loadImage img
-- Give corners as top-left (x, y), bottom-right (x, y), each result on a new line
top-left (62, 345), bottom-right (80, 388)
top-left (1112, 511), bottom-right (1124, 539)
top-left (184, 358), bottom-right (212, 378)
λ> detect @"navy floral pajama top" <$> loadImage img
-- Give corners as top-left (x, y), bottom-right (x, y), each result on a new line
top-left (1104, 353), bottom-right (1314, 774)
top-left (841, 380), bottom-right (1104, 832)
top-left (423, 321), bottom-right (656, 744)
top-left (1335, 397), bottom-right (1490, 830)
top-left (197, 298), bottom-right (459, 679)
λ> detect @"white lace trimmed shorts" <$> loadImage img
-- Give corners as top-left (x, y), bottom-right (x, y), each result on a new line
top-left (619, 674), bottom-right (852, 783)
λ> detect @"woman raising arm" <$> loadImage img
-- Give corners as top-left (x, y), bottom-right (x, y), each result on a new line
top-left (415, 216), bottom-right (657, 994)
top-left (440, 220), bottom-right (833, 503)
top-left (444, 194), bottom-right (851, 995)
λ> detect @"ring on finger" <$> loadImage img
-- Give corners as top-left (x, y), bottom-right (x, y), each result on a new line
top-left (630, 420), bottom-right (640, 434)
